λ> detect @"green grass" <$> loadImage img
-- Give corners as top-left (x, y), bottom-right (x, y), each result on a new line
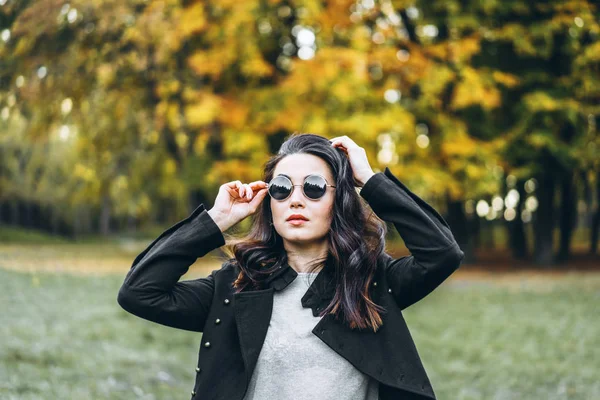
top-left (0, 268), bottom-right (204, 399)
top-left (405, 279), bottom-right (600, 399)
top-left (0, 225), bottom-right (165, 245)
top-left (0, 267), bottom-right (598, 399)
top-left (0, 226), bottom-right (72, 244)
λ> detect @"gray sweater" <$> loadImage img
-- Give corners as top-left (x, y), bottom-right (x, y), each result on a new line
top-left (242, 272), bottom-right (380, 400)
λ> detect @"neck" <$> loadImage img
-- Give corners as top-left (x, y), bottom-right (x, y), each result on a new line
top-left (284, 240), bottom-right (328, 274)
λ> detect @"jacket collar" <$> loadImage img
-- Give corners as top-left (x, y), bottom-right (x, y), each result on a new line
top-left (263, 256), bottom-right (336, 307)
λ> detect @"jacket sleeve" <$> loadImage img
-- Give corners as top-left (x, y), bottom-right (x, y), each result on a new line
top-left (117, 203), bottom-right (226, 332)
top-left (359, 167), bottom-right (465, 310)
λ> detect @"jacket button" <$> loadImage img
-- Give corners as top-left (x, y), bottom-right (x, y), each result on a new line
top-left (215, 318), bottom-right (221, 324)
top-left (191, 390), bottom-right (196, 396)
top-left (319, 328), bottom-right (326, 335)
top-left (195, 366), bottom-right (201, 373)
top-left (224, 299), bottom-right (230, 305)
top-left (388, 288), bottom-right (392, 293)
top-left (373, 281), bottom-right (377, 287)
top-left (204, 341), bottom-right (211, 348)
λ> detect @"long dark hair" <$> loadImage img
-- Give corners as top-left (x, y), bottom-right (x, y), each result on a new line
top-left (221, 132), bottom-right (389, 332)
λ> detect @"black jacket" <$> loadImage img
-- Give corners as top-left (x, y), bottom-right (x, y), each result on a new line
top-left (117, 167), bottom-right (465, 400)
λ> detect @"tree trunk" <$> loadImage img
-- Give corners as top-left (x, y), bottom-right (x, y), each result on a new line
top-left (23, 200), bottom-right (33, 228)
top-left (82, 206), bottom-right (92, 235)
top-left (509, 179), bottom-right (528, 260)
top-left (466, 212), bottom-right (480, 264)
top-left (0, 201), bottom-right (8, 224)
top-left (557, 169), bottom-right (577, 262)
top-left (446, 195), bottom-right (469, 262)
top-left (100, 194), bottom-right (111, 236)
top-left (591, 169), bottom-right (600, 255)
top-left (11, 198), bottom-right (19, 225)
top-left (50, 204), bottom-right (60, 235)
top-left (533, 172), bottom-right (556, 266)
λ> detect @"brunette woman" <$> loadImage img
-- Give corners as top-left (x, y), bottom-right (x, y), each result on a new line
top-left (117, 133), bottom-right (465, 400)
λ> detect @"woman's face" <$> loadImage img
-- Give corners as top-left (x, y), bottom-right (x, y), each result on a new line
top-left (270, 153), bottom-right (336, 245)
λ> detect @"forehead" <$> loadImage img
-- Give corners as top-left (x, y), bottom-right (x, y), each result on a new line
top-left (273, 154), bottom-right (333, 182)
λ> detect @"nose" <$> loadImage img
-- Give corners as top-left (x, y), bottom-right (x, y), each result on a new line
top-left (289, 184), bottom-right (306, 206)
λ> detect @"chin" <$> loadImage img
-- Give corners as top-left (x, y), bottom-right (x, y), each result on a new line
top-left (283, 230), bottom-right (328, 243)
top-left (284, 232), bottom-right (311, 241)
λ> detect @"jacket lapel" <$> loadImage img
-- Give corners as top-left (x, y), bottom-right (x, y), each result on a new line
top-left (233, 287), bottom-right (274, 387)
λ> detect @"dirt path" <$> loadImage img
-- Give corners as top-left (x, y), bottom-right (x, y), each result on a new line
top-left (1, 244), bottom-right (599, 289)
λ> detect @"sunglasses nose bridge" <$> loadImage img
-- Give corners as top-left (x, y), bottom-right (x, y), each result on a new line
top-left (278, 183), bottom-right (300, 202)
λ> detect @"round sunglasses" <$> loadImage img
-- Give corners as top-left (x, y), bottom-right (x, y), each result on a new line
top-left (267, 174), bottom-right (336, 201)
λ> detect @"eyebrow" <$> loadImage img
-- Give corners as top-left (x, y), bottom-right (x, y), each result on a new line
top-left (276, 173), bottom-right (310, 179)
top-left (276, 173), bottom-right (323, 182)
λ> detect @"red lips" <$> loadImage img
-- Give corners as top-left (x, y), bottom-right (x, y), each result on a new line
top-left (286, 214), bottom-right (309, 221)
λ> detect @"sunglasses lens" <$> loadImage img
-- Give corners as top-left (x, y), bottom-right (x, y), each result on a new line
top-left (268, 176), bottom-right (292, 200)
top-left (304, 175), bottom-right (327, 199)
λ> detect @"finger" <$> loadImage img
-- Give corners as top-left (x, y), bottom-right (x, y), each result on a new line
top-left (225, 186), bottom-right (240, 199)
top-left (248, 181), bottom-right (267, 189)
top-left (332, 141), bottom-right (349, 153)
top-left (330, 138), bottom-right (345, 147)
top-left (225, 180), bottom-right (243, 192)
top-left (331, 136), bottom-right (358, 149)
top-left (332, 140), bottom-right (351, 149)
top-left (226, 180), bottom-right (242, 188)
top-left (248, 181), bottom-right (267, 193)
top-left (240, 184), bottom-right (251, 200)
top-left (249, 188), bottom-right (268, 208)
top-left (246, 184), bottom-right (253, 200)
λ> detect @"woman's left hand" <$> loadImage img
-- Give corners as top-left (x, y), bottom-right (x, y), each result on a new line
top-left (329, 136), bottom-right (375, 187)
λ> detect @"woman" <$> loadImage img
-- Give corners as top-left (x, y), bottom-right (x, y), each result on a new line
top-left (117, 133), bottom-right (465, 400)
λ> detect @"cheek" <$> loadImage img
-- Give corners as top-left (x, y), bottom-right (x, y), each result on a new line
top-left (326, 197), bottom-right (335, 216)
top-left (317, 200), bottom-right (335, 223)
top-left (270, 201), bottom-right (285, 219)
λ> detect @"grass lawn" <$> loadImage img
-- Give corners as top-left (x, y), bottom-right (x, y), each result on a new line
top-left (0, 245), bottom-right (599, 399)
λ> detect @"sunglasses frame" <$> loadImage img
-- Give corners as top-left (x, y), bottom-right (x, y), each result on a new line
top-left (266, 173), bottom-right (336, 201)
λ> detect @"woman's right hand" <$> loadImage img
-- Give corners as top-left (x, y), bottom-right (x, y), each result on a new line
top-left (207, 180), bottom-right (269, 232)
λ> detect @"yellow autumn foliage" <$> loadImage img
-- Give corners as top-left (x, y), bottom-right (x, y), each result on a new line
top-left (441, 134), bottom-right (479, 157)
top-left (222, 129), bottom-right (269, 158)
top-left (167, 103), bottom-right (181, 130)
top-left (492, 71), bottom-right (520, 88)
top-left (419, 64), bottom-right (456, 106)
top-left (452, 67), bottom-right (501, 110)
top-left (452, 36), bottom-right (481, 63)
top-left (218, 97), bottom-right (251, 130)
top-left (177, 3), bottom-right (207, 37)
top-left (523, 92), bottom-right (559, 112)
top-left (185, 94), bottom-right (222, 127)
top-left (241, 55), bottom-right (275, 78)
top-left (188, 48), bottom-right (235, 79)
top-left (193, 132), bottom-right (211, 156)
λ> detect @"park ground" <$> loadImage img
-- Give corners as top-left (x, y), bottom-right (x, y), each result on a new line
top-left (0, 228), bottom-right (598, 400)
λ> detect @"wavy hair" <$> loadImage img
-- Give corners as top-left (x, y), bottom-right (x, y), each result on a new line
top-left (220, 132), bottom-right (389, 332)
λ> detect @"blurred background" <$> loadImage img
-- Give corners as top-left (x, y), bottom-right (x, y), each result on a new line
top-left (0, 1), bottom-right (598, 399)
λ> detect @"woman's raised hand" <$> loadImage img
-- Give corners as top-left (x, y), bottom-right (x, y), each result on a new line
top-left (207, 180), bottom-right (269, 232)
